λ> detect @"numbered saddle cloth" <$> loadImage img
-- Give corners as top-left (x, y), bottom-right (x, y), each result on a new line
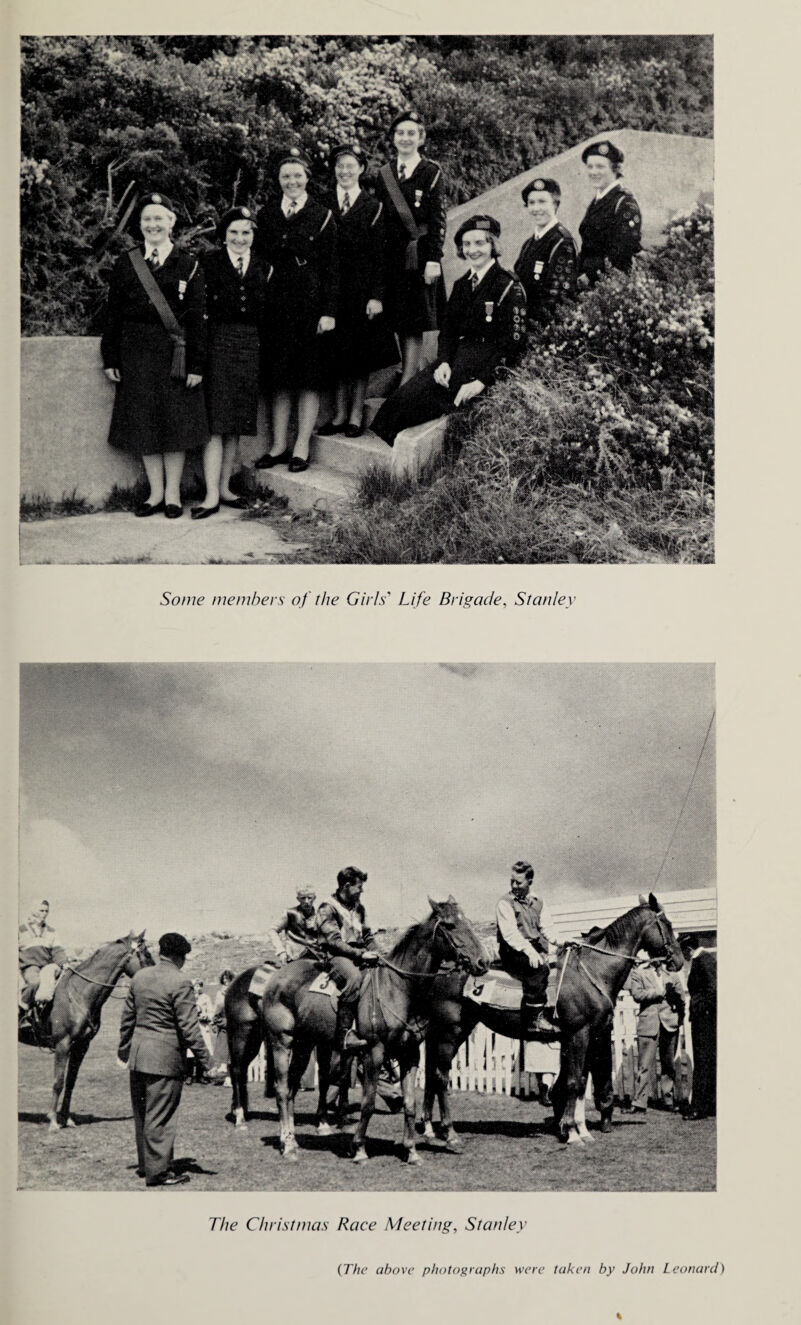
top-left (247, 965), bottom-right (277, 998)
top-left (306, 970), bottom-right (340, 1005)
top-left (464, 965), bottom-right (559, 1012)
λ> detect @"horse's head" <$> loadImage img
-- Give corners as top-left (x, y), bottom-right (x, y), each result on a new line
top-left (429, 897), bottom-right (488, 975)
top-left (122, 930), bottom-right (154, 976)
top-left (637, 894), bottom-right (684, 972)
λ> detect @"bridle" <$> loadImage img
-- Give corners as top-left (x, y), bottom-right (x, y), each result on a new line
top-left (62, 940), bottom-right (150, 998)
top-left (555, 908), bottom-right (677, 1015)
top-left (375, 914), bottom-right (482, 982)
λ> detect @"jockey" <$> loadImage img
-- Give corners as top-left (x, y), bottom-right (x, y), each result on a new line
top-left (495, 861), bottom-right (557, 1035)
top-left (19, 900), bottom-right (67, 1010)
top-left (269, 887), bottom-right (324, 964)
top-left (316, 866), bottom-right (380, 1052)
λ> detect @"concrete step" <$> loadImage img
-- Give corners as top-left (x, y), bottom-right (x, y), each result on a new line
top-left (309, 427), bottom-right (390, 476)
top-left (253, 462), bottom-right (357, 513)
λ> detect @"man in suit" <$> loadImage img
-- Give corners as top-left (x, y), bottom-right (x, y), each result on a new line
top-left (118, 931), bottom-right (211, 1187)
top-left (629, 958), bottom-right (686, 1114)
top-left (681, 934), bottom-right (717, 1120)
top-left (371, 214), bottom-right (526, 446)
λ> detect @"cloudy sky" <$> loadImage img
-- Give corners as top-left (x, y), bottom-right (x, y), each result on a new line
top-left (19, 664), bottom-right (715, 947)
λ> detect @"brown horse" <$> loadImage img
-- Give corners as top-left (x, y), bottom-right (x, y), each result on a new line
top-left (263, 898), bottom-right (488, 1164)
top-left (223, 965), bottom-right (277, 1129)
top-left (423, 893), bottom-right (684, 1148)
top-left (19, 931), bottom-right (153, 1130)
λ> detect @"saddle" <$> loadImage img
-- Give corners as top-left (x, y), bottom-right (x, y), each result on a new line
top-left (247, 964), bottom-right (279, 998)
top-left (464, 967), bottom-right (560, 1038)
top-left (18, 999), bottom-right (54, 1048)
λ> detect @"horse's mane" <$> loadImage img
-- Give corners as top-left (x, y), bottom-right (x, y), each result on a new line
top-left (387, 911), bottom-right (436, 965)
top-left (593, 904), bottom-right (647, 949)
top-left (74, 935), bottom-right (130, 970)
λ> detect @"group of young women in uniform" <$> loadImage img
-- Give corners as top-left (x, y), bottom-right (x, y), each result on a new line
top-left (100, 112), bottom-right (642, 519)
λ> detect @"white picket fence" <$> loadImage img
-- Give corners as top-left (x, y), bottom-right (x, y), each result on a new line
top-left (246, 990), bottom-right (694, 1105)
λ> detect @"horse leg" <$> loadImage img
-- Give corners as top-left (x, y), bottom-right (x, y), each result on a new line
top-left (271, 1035), bottom-right (299, 1161)
top-left (559, 1027), bottom-right (590, 1146)
top-left (228, 1021), bottom-right (259, 1130)
top-left (48, 1042), bottom-right (70, 1131)
top-left (58, 1035), bottom-right (91, 1128)
top-left (398, 1045), bottom-right (422, 1165)
top-left (315, 1045), bottom-right (333, 1135)
top-left (423, 1033), bottom-right (462, 1152)
top-left (588, 1019), bottom-right (615, 1135)
top-left (351, 1045), bottom-right (382, 1164)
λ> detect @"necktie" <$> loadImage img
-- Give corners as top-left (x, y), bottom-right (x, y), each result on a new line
top-left (147, 249), bottom-right (160, 271)
top-left (341, 192), bottom-right (350, 215)
top-left (286, 201), bottom-right (297, 216)
top-left (237, 255), bottom-right (245, 279)
top-left (470, 272), bottom-right (479, 291)
top-left (398, 163), bottom-right (406, 181)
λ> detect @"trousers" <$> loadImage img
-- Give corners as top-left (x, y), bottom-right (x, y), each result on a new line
top-left (129, 1070), bottom-right (183, 1185)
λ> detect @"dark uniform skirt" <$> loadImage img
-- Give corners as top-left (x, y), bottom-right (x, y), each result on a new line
top-left (107, 323), bottom-right (208, 457)
top-left (205, 323), bottom-right (260, 435)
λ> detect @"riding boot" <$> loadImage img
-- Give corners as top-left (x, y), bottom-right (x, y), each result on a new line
top-left (521, 995), bottom-right (558, 1037)
top-left (336, 998), bottom-right (367, 1052)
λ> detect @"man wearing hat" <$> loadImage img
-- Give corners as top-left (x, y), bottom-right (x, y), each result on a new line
top-left (316, 867), bottom-right (380, 1053)
top-left (371, 214), bottom-right (526, 446)
top-left (118, 931), bottom-right (211, 1187)
top-left (577, 140), bottom-right (642, 285)
top-left (269, 888), bottom-right (324, 964)
top-left (495, 862), bottom-right (556, 1036)
top-left (514, 178), bottom-right (578, 325)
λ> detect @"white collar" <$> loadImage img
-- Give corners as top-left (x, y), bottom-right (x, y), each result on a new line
top-left (144, 238), bottom-right (173, 262)
top-left (337, 184), bottom-right (360, 206)
top-left (397, 154), bottom-right (420, 177)
top-left (226, 247), bottom-right (250, 269)
top-left (533, 217), bottom-right (559, 240)
top-left (595, 180), bottom-right (620, 201)
top-left (282, 193), bottom-right (307, 216)
top-left (468, 259), bottom-right (495, 287)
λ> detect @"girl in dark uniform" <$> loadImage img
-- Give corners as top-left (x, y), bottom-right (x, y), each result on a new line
top-left (193, 206), bottom-right (272, 518)
top-left (372, 215), bottom-right (526, 447)
top-left (374, 110), bottom-right (446, 385)
top-left (101, 192), bottom-right (207, 518)
top-left (318, 144), bottom-right (397, 438)
top-left (255, 148), bottom-right (339, 474)
top-left (514, 178), bottom-right (578, 327)
top-left (577, 140), bottom-right (642, 286)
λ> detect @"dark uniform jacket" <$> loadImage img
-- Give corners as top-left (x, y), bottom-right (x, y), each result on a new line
top-left (317, 895), bottom-right (377, 964)
top-left (515, 221), bottom-right (578, 324)
top-left (437, 262), bottom-right (526, 392)
top-left (256, 198), bottom-right (339, 319)
top-left (201, 248), bottom-right (273, 327)
top-left (118, 956), bottom-right (211, 1079)
top-left (325, 190), bottom-right (397, 378)
top-left (375, 157), bottom-right (446, 272)
top-left (687, 949), bottom-right (717, 1016)
top-left (578, 183), bottom-right (642, 284)
top-left (101, 246), bottom-right (207, 376)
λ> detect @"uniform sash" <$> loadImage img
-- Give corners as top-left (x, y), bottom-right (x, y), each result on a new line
top-left (378, 163), bottom-right (429, 271)
top-left (128, 248), bottom-right (191, 379)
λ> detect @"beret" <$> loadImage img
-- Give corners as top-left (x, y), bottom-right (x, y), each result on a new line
top-left (159, 931), bottom-right (192, 958)
top-left (388, 109), bottom-right (425, 137)
top-left (581, 140), bottom-right (624, 166)
top-left (454, 213), bottom-right (501, 246)
top-left (137, 191), bottom-right (176, 215)
top-left (275, 146), bottom-right (312, 174)
top-left (217, 206), bottom-right (256, 242)
top-left (521, 177), bottom-right (561, 203)
top-left (329, 142), bottom-right (366, 171)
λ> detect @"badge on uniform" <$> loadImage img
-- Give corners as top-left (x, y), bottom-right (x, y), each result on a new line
top-left (484, 301), bottom-right (494, 322)
top-left (533, 260), bottom-right (544, 282)
top-left (414, 189), bottom-right (423, 209)
top-left (178, 279), bottom-right (187, 301)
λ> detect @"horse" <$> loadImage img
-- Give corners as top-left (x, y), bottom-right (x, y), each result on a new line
top-left (223, 965), bottom-right (277, 1130)
top-left (263, 897), bottom-right (488, 1164)
top-left (18, 931), bottom-right (153, 1131)
top-left (422, 893), bottom-right (684, 1149)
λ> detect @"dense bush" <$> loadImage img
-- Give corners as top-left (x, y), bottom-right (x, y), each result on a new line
top-left (21, 35), bottom-right (712, 334)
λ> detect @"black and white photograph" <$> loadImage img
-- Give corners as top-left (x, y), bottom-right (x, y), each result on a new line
top-left (18, 662), bottom-right (716, 1191)
top-left (19, 35), bottom-right (714, 565)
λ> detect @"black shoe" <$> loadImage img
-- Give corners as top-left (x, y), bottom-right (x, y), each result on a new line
top-left (147, 1172), bottom-right (190, 1187)
top-left (255, 450), bottom-right (290, 469)
top-left (164, 504), bottom-right (183, 519)
top-left (134, 499), bottom-right (165, 518)
top-left (343, 419), bottom-right (364, 438)
top-left (316, 420), bottom-right (345, 436)
top-left (219, 495), bottom-right (249, 508)
top-left (289, 455), bottom-right (310, 473)
top-left (191, 504), bottom-right (219, 520)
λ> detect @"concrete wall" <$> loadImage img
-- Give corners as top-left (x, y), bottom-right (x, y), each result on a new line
top-left (21, 130), bottom-right (713, 506)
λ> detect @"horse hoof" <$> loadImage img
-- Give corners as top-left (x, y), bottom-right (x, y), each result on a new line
top-left (65, 1117), bottom-right (76, 1129)
top-left (317, 1122), bottom-right (333, 1136)
top-left (351, 1148), bottom-right (368, 1164)
top-left (578, 1130), bottom-right (594, 1143)
top-left (404, 1149), bottom-right (422, 1166)
top-left (445, 1137), bottom-right (465, 1154)
top-left (282, 1148), bottom-right (299, 1163)
top-left (600, 1119), bottom-right (613, 1134)
top-left (422, 1123), bottom-right (436, 1141)
top-left (47, 1122), bottom-right (61, 1133)
top-left (565, 1133), bottom-right (585, 1146)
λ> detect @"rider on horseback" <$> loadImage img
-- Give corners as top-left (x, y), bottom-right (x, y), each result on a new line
top-left (19, 900), bottom-right (67, 1014)
top-left (316, 867), bottom-right (380, 1053)
top-left (270, 888), bottom-right (324, 964)
top-left (495, 862), bottom-right (557, 1035)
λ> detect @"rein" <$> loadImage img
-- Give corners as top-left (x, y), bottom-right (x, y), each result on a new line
top-left (554, 910), bottom-right (675, 1017)
top-left (62, 945), bottom-right (147, 998)
top-left (374, 916), bottom-right (473, 982)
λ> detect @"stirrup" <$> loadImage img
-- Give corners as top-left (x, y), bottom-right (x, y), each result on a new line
top-left (533, 1006), bottom-right (559, 1035)
top-left (341, 1028), bottom-right (368, 1052)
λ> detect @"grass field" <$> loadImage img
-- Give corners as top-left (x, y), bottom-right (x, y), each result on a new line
top-left (18, 1008), bottom-right (715, 1193)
